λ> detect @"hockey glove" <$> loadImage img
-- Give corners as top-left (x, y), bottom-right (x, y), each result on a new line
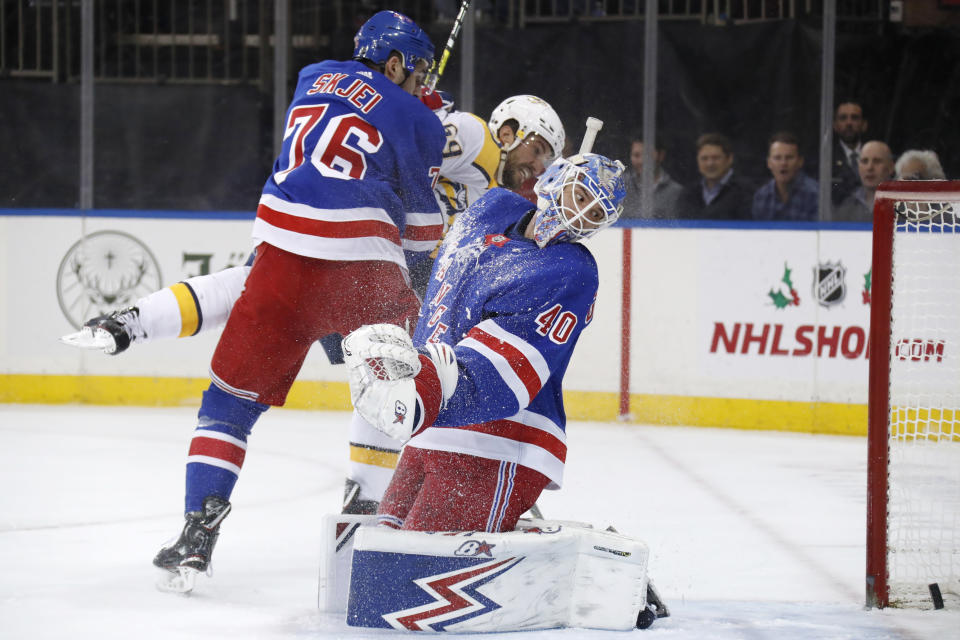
top-left (342, 325), bottom-right (458, 443)
top-left (343, 324), bottom-right (423, 442)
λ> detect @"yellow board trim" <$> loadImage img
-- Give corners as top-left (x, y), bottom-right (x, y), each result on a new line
top-left (0, 374), bottom-right (867, 436)
top-left (561, 391), bottom-right (867, 436)
top-left (0, 374), bottom-right (352, 411)
top-left (170, 282), bottom-right (200, 338)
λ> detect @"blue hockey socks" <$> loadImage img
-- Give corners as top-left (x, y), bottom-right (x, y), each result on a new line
top-left (184, 383), bottom-right (269, 513)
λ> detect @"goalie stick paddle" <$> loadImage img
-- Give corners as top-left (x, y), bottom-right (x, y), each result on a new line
top-left (579, 117), bottom-right (603, 155)
top-left (425, 0), bottom-right (472, 91)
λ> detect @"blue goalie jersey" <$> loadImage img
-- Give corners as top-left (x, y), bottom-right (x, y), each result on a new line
top-left (251, 59), bottom-right (445, 270)
top-left (410, 188), bottom-right (600, 489)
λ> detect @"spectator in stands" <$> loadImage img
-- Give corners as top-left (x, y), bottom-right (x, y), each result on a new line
top-left (621, 135), bottom-right (683, 219)
top-left (833, 140), bottom-right (895, 222)
top-left (751, 131), bottom-right (819, 221)
top-left (895, 149), bottom-right (946, 180)
top-left (676, 133), bottom-right (752, 220)
top-left (831, 100), bottom-right (869, 205)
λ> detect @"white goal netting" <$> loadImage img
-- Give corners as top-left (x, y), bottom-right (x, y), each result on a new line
top-left (885, 195), bottom-right (960, 608)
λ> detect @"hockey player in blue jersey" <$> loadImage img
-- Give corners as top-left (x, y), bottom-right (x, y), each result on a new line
top-left (343, 152), bottom-right (626, 532)
top-left (143, 10), bottom-right (444, 594)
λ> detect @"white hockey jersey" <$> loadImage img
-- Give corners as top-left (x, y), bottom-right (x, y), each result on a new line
top-left (433, 109), bottom-right (506, 237)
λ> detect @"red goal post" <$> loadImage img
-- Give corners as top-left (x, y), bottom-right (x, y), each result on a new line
top-left (866, 180), bottom-right (960, 609)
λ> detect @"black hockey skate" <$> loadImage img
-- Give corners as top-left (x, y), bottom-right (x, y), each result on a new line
top-left (636, 580), bottom-right (670, 630)
top-left (342, 478), bottom-right (379, 515)
top-left (59, 306), bottom-right (146, 354)
top-left (153, 496), bottom-right (231, 594)
top-left (84, 307), bottom-right (146, 354)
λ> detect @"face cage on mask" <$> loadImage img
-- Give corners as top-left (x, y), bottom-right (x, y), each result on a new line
top-left (534, 165), bottom-right (619, 247)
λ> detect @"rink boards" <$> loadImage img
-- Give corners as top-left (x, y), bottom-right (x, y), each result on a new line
top-left (0, 210), bottom-right (875, 434)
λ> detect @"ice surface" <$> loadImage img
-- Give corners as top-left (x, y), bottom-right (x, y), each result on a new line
top-left (1, 404), bottom-right (957, 639)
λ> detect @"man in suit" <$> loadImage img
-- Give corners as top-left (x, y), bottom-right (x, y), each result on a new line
top-left (831, 100), bottom-right (868, 206)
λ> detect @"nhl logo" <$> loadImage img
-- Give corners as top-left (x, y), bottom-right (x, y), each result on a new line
top-left (813, 261), bottom-right (846, 308)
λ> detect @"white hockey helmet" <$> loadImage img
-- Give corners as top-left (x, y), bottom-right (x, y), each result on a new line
top-left (488, 95), bottom-right (565, 164)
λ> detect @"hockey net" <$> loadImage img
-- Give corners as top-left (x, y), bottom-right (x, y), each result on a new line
top-left (867, 181), bottom-right (960, 609)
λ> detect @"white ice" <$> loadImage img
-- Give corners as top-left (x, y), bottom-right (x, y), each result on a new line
top-left (1, 404), bottom-right (957, 639)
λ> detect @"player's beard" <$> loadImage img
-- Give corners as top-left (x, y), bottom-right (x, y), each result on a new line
top-left (501, 159), bottom-right (535, 191)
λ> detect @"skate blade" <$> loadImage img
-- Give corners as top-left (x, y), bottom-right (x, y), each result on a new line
top-left (59, 327), bottom-right (115, 352)
top-left (156, 566), bottom-right (200, 594)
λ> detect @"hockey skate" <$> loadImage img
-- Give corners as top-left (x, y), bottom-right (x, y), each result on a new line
top-left (59, 306), bottom-right (145, 355)
top-left (153, 496), bottom-right (231, 594)
top-left (341, 478), bottom-right (379, 515)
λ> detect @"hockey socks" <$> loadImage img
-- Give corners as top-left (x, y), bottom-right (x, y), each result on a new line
top-left (185, 384), bottom-right (268, 513)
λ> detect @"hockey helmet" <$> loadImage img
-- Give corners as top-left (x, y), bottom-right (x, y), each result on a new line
top-left (530, 153), bottom-right (626, 248)
top-left (353, 11), bottom-right (435, 76)
top-left (488, 95), bottom-right (565, 164)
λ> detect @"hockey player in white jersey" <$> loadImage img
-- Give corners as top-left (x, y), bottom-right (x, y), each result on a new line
top-left (427, 92), bottom-right (564, 219)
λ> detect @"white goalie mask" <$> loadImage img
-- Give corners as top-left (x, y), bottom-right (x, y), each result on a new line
top-left (488, 95), bottom-right (566, 165)
top-left (530, 153), bottom-right (626, 248)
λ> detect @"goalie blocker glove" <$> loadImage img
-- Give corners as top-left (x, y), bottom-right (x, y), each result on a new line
top-left (342, 324), bottom-right (457, 442)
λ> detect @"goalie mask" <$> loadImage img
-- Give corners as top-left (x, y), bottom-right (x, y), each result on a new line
top-left (488, 95), bottom-right (565, 165)
top-left (353, 11), bottom-right (435, 76)
top-left (530, 153), bottom-right (626, 248)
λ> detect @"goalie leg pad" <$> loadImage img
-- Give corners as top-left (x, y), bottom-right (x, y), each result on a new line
top-left (317, 513), bottom-right (379, 612)
top-left (344, 521), bottom-right (650, 632)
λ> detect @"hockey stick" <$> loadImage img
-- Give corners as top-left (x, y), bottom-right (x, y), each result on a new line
top-left (425, 0), bottom-right (472, 91)
top-left (578, 117), bottom-right (603, 155)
